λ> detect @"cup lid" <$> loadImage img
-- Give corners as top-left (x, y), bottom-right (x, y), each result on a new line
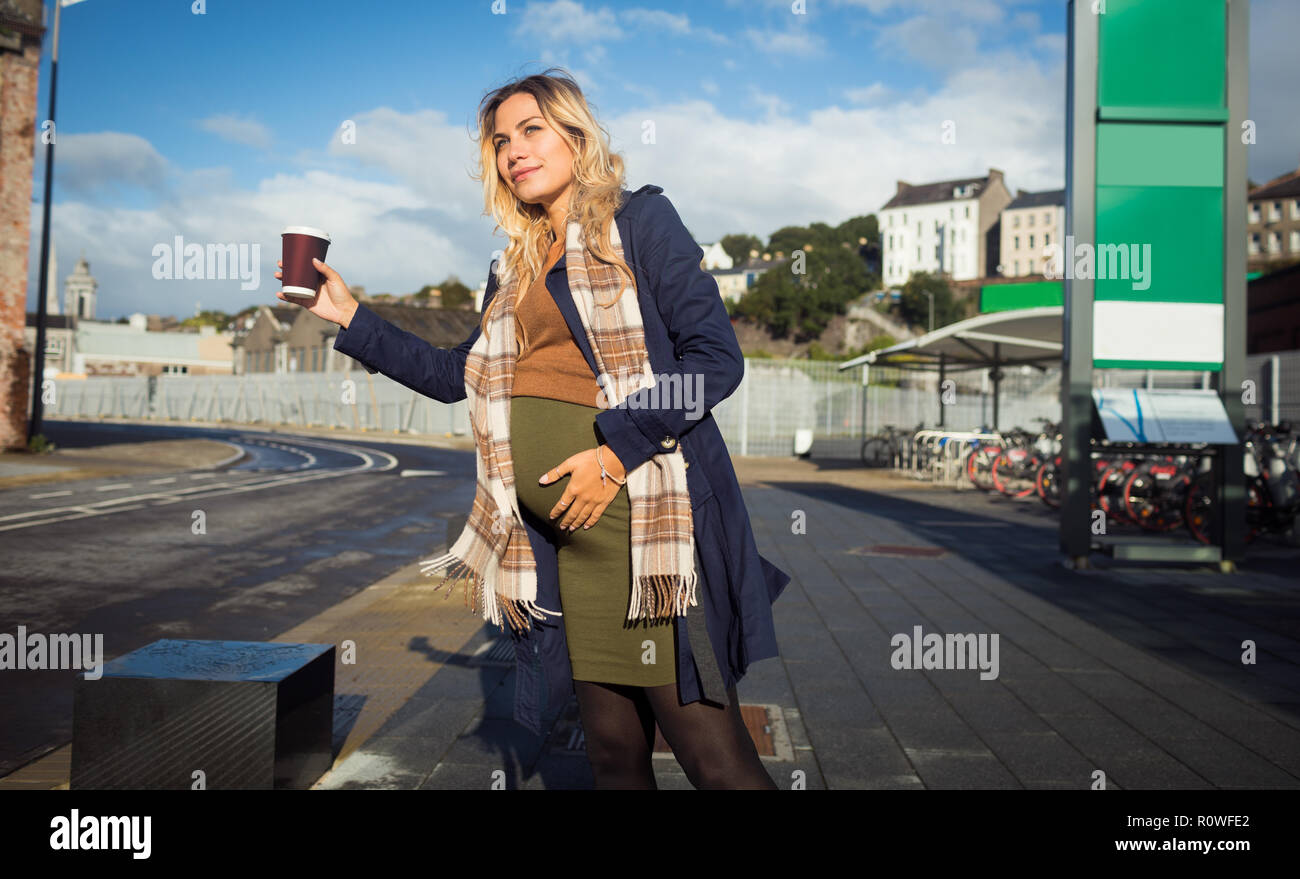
top-left (281, 225), bottom-right (331, 242)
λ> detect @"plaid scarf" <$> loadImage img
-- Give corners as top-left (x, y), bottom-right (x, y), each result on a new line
top-left (420, 215), bottom-right (697, 635)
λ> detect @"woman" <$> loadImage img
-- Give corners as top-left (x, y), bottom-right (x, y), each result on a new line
top-left (275, 69), bottom-right (789, 790)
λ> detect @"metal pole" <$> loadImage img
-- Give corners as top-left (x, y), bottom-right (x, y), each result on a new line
top-left (992, 343), bottom-right (1001, 431)
top-left (859, 363), bottom-right (868, 439)
top-left (1270, 355), bottom-right (1280, 425)
top-left (1218, 0), bottom-right (1250, 565)
top-left (27, 0), bottom-right (64, 445)
top-left (1061, 0), bottom-right (1098, 563)
top-left (938, 352), bottom-right (946, 428)
top-left (739, 360), bottom-right (749, 456)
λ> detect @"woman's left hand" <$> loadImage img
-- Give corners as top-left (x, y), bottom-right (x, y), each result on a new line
top-left (540, 445), bottom-right (626, 531)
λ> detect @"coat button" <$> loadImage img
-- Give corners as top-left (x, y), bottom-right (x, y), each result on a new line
top-left (660, 436), bottom-right (676, 449)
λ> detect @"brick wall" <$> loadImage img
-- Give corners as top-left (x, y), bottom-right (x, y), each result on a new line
top-left (0, 5), bottom-right (45, 450)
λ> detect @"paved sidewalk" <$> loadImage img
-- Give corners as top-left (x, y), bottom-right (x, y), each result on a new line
top-left (6, 451), bottom-right (1298, 789)
top-left (315, 456), bottom-right (1300, 789)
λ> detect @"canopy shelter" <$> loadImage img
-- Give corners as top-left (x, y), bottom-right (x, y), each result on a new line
top-left (836, 305), bottom-right (1063, 429)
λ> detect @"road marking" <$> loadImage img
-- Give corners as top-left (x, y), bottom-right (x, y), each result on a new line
top-left (148, 477), bottom-right (177, 485)
top-left (400, 470), bottom-right (447, 477)
top-left (0, 436), bottom-right (400, 532)
top-left (30, 490), bottom-right (73, 499)
top-left (94, 483), bottom-right (132, 492)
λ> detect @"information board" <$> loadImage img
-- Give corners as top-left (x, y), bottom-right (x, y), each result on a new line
top-left (1092, 388), bottom-right (1238, 444)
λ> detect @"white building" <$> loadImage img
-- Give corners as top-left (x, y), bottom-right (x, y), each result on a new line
top-left (998, 189), bottom-right (1065, 277)
top-left (699, 242), bottom-right (733, 271)
top-left (879, 169), bottom-right (1012, 284)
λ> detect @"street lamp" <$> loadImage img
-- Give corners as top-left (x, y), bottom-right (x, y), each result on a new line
top-left (28, 0), bottom-right (92, 445)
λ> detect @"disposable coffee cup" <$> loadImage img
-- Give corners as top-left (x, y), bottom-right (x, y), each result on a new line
top-left (280, 226), bottom-right (332, 298)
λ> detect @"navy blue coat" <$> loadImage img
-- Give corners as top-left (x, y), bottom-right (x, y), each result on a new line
top-left (333, 184), bottom-right (790, 734)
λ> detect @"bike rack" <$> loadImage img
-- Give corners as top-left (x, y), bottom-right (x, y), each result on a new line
top-left (907, 429), bottom-right (1004, 487)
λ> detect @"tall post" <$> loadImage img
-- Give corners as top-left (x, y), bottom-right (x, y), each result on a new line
top-left (937, 352), bottom-right (946, 428)
top-left (1218, 0), bottom-right (1249, 565)
top-left (1060, 0), bottom-right (1098, 562)
top-left (28, 0), bottom-right (63, 444)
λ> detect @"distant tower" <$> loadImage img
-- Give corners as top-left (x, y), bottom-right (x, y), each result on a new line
top-left (46, 241), bottom-right (59, 315)
top-left (64, 252), bottom-right (98, 320)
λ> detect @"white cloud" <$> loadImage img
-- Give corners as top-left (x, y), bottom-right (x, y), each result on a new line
top-left (621, 7), bottom-right (691, 35)
top-left (513, 0), bottom-right (623, 43)
top-left (845, 82), bottom-right (894, 105)
top-left (197, 113), bottom-right (273, 150)
top-left (44, 132), bottom-right (171, 197)
top-left (744, 26), bottom-right (826, 57)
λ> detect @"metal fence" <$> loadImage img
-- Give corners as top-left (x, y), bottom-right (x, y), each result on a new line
top-left (34, 350), bottom-right (1300, 457)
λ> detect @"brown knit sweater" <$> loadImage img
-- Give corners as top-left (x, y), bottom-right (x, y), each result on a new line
top-left (511, 236), bottom-right (604, 408)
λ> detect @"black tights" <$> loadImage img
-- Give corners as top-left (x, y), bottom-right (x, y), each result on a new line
top-left (573, 680), bottom-right (778, 789)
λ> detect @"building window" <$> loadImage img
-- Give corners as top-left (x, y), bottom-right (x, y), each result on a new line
top-left (1269, 201), bottom-right (1282, 222)
top-left (1044, 211), bottom-right (1052, 225)
top-left (1044, 232), bottom-right (1051, 246)
top-left (1269, 231), bottom-right (1282, 253)
top-left (1292, 199), bottom-right (1300, 220)
top-left (1027, 213), bottom-right (1035, 227)
top-left (964, 205), bottom-right (970, 219)
top-left (1028, 259), bottom-right (1035, 273)
top-left (1249, 203), bottom-right (1261, 224)
top-left (1014, 235), bottom-right (1020, 250)
top-left (1014, 260), bottom-right (1020, 274)
top-left (902, 213), bottom-right (907, 224)
top-left (1029, 234), bottom-right (1035, 249)
top-left (1291, 230), bottom-right (1300, 252)
top-left (1013, 214), bottom-right (1020, 228)
top-left (888, 234), bottom-right (893, 248)
top-left (1249, 233), bottom-right (1261, 255)
top-left (917, 222), bottom-right (921, 236)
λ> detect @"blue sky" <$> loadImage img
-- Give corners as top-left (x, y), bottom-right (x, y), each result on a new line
top-left (25, 0), bottom-right (1299, 319)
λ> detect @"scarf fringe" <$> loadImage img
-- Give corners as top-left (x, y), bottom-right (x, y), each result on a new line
top-left (420, 550), bottom-right (563, 635)
top-left (628, 566), bottom-right (698, 622)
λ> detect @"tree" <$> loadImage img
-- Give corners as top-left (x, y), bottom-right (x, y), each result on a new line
top-left (898, 272), bottom-right (961, 331)
top-left (180, 310), bottom-right (233, 331)
top-left (412, 277), bottom-right (474, 309)
top-left (733, 236), bottom-right (876, 342)
top-left (719, 233), bottom-right (762, 266)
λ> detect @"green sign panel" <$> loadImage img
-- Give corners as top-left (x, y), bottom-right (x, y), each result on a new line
top-left (1092, 0), bottom-right (1228, 371)
top-left (980, 281), bottom-right (1063, 313)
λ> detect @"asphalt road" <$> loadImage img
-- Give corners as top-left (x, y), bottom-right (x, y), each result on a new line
top-left (0, 420), bottom-right (480, 776)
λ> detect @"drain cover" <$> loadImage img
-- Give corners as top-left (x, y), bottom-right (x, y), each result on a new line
top-left (849, 544), bottom-right (947, 558)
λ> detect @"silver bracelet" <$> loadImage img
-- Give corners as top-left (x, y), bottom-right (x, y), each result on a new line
top-left (597, 445), bottom-right (626, 487)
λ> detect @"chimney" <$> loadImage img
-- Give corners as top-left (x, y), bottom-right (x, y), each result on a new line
top-left (987, 168), bottom-right (1004, 183)
top-left (896, 180), bottom-right (911, 194)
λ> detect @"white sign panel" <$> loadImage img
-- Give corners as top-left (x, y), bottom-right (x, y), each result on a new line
top-left (1092, 389), bottom-right (1238, 444)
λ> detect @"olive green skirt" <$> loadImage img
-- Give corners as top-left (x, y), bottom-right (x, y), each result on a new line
top-left (510, 394), bottom-right (676, 686)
